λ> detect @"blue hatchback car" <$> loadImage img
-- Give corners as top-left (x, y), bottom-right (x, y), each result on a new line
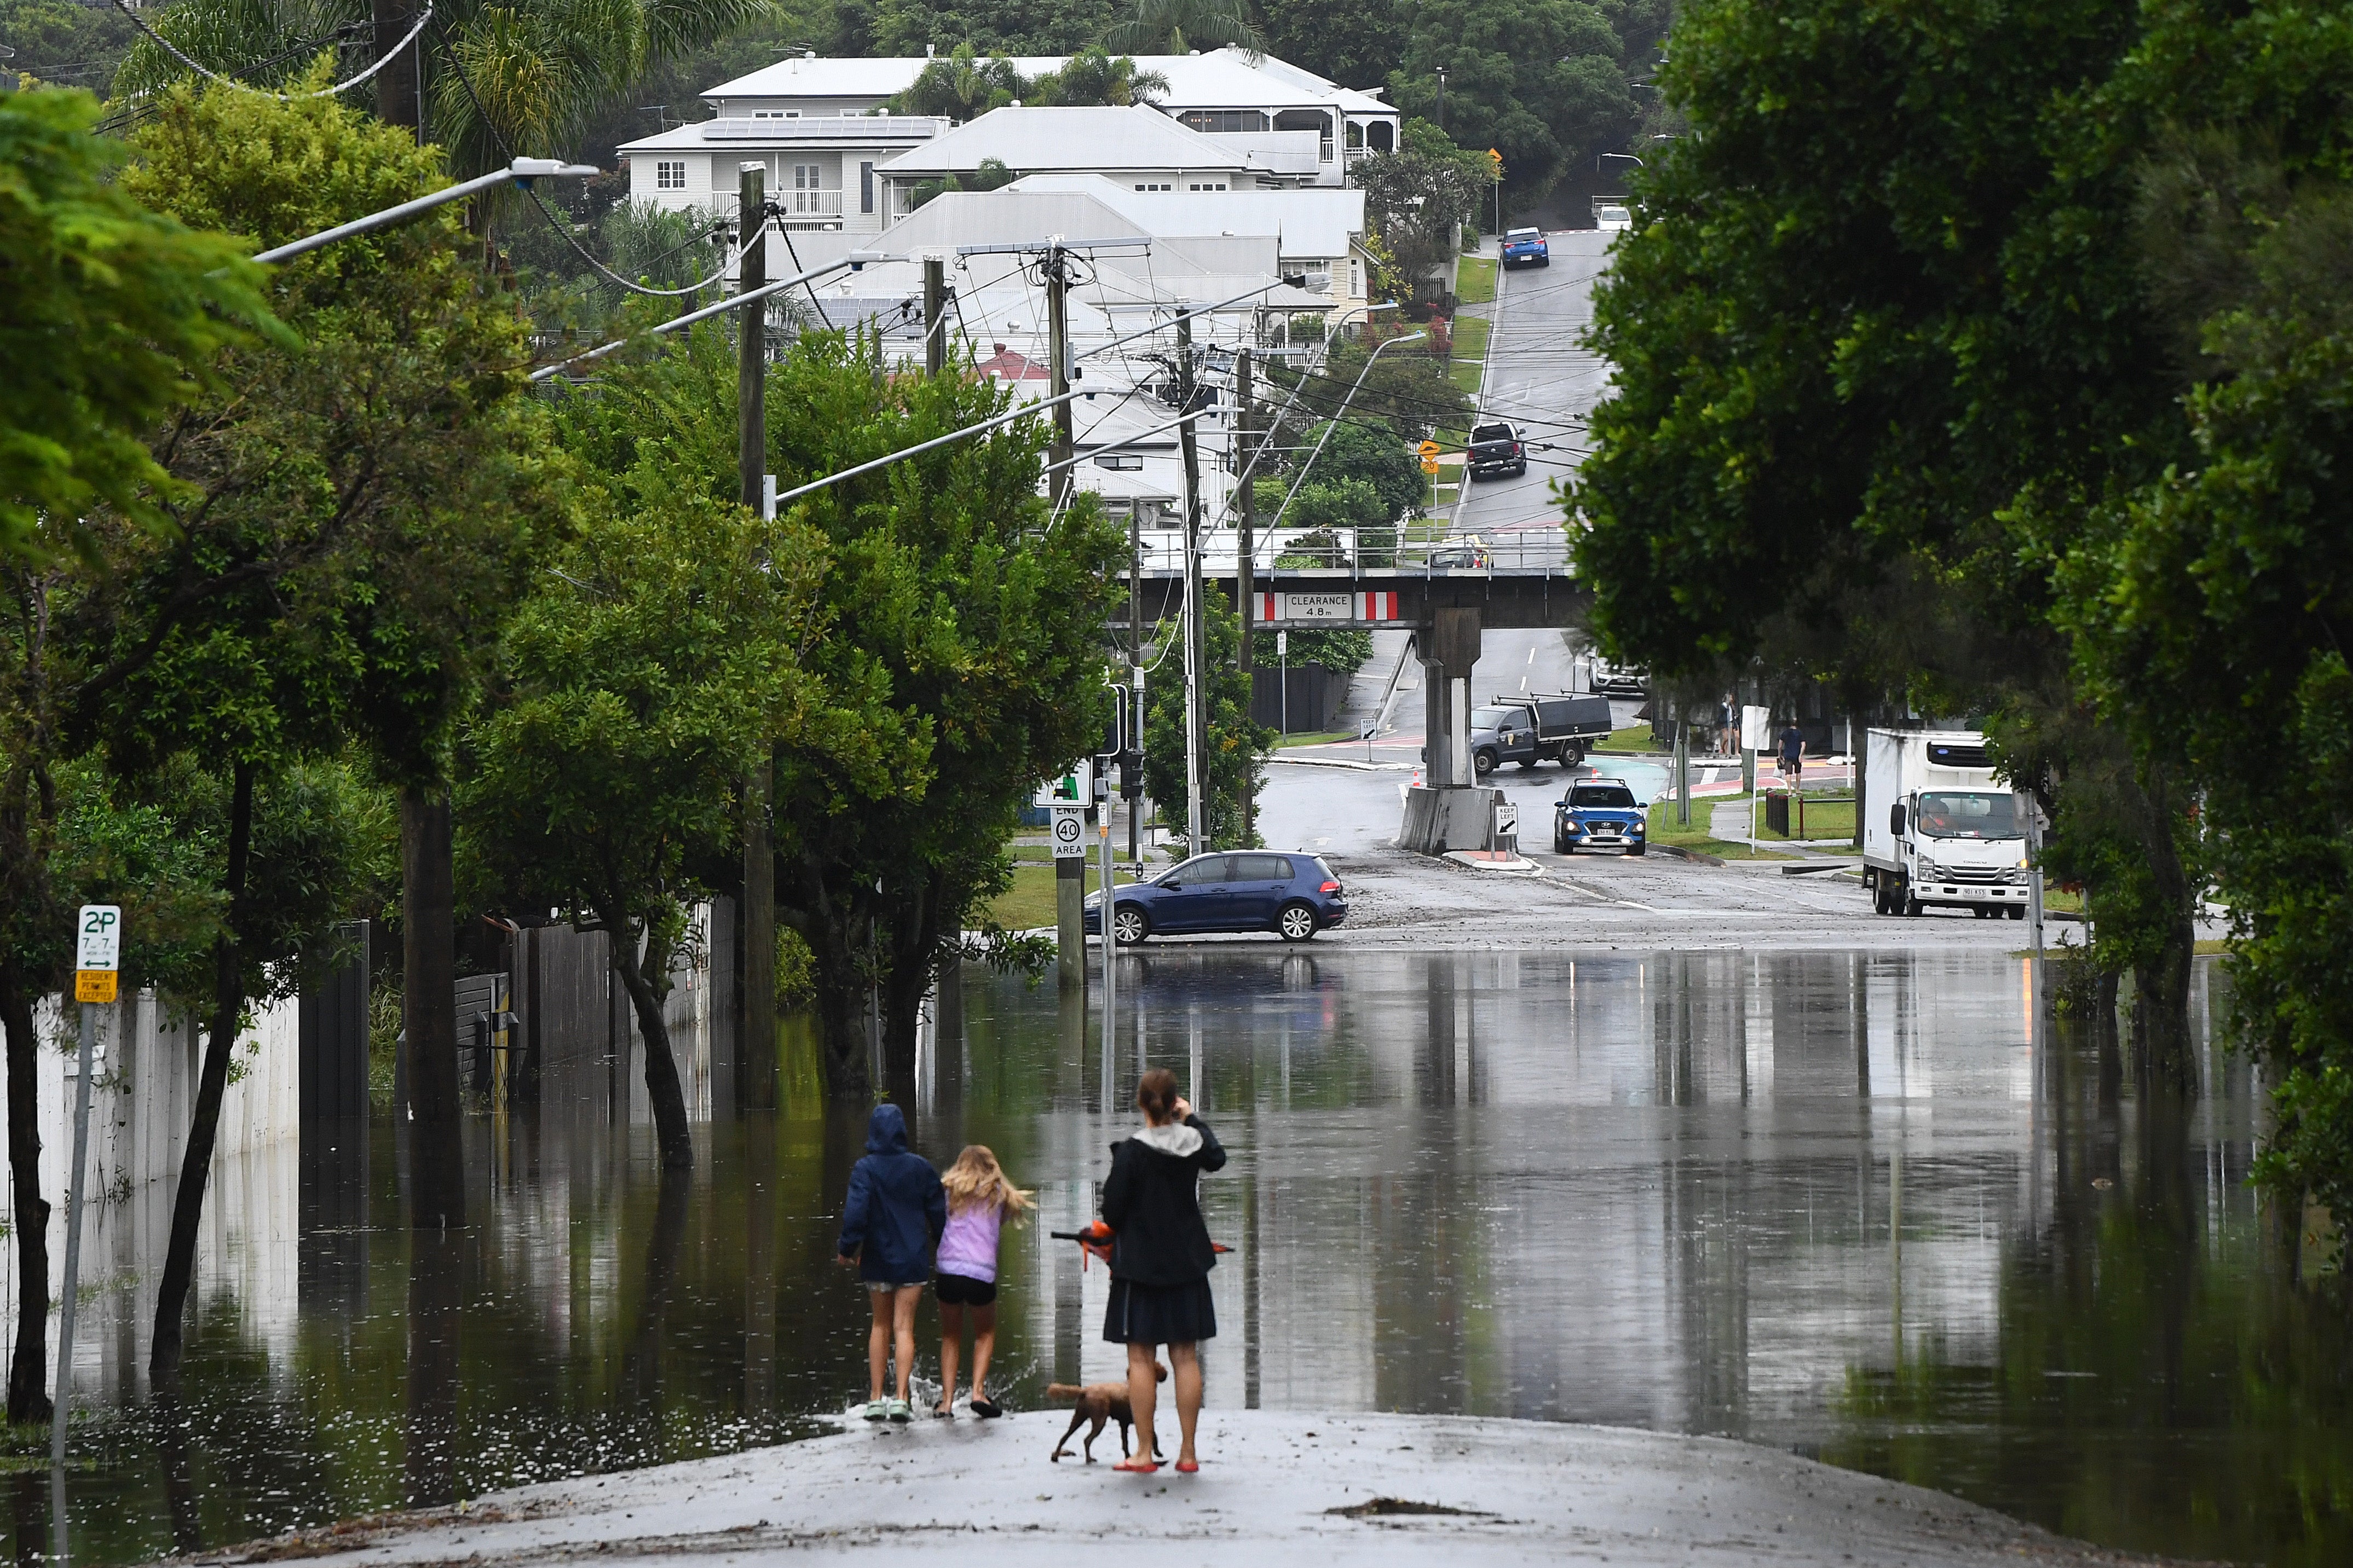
top-left (1554, 778), bottom-right (1648, 855)
top-left (1085, 851), bottom-right (1347, 945)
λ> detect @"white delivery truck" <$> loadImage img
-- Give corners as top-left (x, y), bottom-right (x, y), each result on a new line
top-left (1861, 728), bottom-right (2033, 919)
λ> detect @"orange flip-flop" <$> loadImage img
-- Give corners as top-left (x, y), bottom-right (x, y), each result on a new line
top-left (1112, 1459), bottom-right (1160, 1474)
top-left (1175, 1460), bottom-right (1200, 1473)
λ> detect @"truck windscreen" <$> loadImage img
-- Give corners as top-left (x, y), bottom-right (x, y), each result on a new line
top-left (1916, 791), bottom-right (2020, 839)
top-left (1472, 707), bottom-right (1519, 729)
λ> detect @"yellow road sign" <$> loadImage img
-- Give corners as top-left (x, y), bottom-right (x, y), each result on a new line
top-left (1417, 439), bottom-right (1439, 458)
top-left (1421, 458), bottom-right (1441, 475)
top-left (74, 970), bottom-right (117, 1004)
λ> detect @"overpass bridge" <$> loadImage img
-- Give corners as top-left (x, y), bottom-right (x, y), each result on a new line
top-left (1119, 554), bottom-right (1594, 854)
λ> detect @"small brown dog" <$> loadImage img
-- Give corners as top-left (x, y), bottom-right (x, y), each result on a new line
top-left (1045, 1366), bottom-right (1167, 1463)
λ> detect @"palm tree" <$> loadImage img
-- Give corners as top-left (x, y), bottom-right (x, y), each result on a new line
top-left (117, 0), bottom-right (772, 175)
top-left (1033, 46), bottom-right (1170, 107)
top-left (1105, 0), bottom-right (1265, 60)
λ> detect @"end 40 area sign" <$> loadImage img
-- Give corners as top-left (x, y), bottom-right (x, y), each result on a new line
top-left (75, 905), bottom-right (121, 1004)
top-left (1252, 591), bottom-right (1405, 627)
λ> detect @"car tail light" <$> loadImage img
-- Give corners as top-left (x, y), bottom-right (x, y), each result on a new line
top-left (1513, 442), bottom-right (1524, 456)
top-left (1319, 880), bottom-right (1341, 894)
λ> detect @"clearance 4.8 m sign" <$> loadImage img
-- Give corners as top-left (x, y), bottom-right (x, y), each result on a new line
top-left (1252, 591), bottom-right (1403, 626)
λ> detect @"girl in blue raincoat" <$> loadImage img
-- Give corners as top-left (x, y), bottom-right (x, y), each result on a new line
top-left (836, 1103), bottom-right (945, 1421)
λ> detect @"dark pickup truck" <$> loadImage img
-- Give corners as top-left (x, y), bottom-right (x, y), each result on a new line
top-left (1455, 694), bottom-right (1615, 776)
top-left (1466, 419), bottom-right (1527, 480)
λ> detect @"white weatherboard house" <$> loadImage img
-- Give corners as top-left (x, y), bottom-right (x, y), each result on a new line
top-left (616, 48), bottom-right (1401, 228)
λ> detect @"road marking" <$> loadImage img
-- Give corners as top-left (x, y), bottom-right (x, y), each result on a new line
top-left (1526, 647), bottom-right (1536, 665)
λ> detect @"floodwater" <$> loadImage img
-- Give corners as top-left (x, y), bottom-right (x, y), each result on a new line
top-left (16, 949), bottom-right (2351, 1565)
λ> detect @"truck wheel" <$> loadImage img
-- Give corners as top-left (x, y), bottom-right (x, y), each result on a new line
top-left (1276, 901), bottom-right (1318, 942)
top-left (1474, 749), bottom-right (1497, 777)
top-left (1561, 745), bottom-right (1585, 769)
top-left (2009, 904), bottom-right (2026, 921)
top-left (1904, 893), bottom-right (1924, 917)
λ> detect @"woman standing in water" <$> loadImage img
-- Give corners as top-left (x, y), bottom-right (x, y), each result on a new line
top-left (1100, 1067), bottom-right (1225, 1473)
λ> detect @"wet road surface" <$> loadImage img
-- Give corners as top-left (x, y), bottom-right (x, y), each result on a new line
top-left (22, 948), bottom-right (2345, 1567)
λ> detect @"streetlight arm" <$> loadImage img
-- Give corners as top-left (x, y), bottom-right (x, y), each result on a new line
top-left (528, 252), bottom-right (885, 383)
top-left (250, 157), bottom-right (601, 265)
top-left (1265, 331), bottom-right (1427, 541)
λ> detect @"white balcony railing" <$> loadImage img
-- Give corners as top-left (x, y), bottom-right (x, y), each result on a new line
top-left (780, 188), bottom-right (844, 219)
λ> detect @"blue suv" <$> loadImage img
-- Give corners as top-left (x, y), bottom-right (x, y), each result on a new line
top-left (1085, 852), bottom-right (1347, 945)
top-left (1554, 779), bottom-right (1647, 855)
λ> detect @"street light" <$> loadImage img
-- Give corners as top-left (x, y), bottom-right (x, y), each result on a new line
top-left (250, 156), bottom-right (601, 264)
top-left (1434, 66), bottom-right (1447, 132)
top-left (1598, 152), bottom-right (1645, 171)
top-left (1267, 329), bottom-right (1428, 535)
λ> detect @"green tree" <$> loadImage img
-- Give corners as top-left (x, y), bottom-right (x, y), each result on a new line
top-left (1259, 0), bottom-right (1405, 89)
top-left (118, 0), bottom-right (770, 183)
top-left (1029, 46), bottom-right (1168, 105)
top-left (1144, 589), bottom-right (1271, 851)
top-left (1351, 124), bottom-right (1495, 281)
top-left (0, 88), bottom-right (273, 568)
top-left (2053, 9), bottom-right (2353, 1220)
top-left (860, 0), bottom-right (1115, 55)
top-left (1388, 0), bottom-right (1633, 193)
top-left (892, 42), bottom-right (1028, 118)
top-left (464, 482), bottom-right (822, 1169)
top-left (1567, 0), bottom-right (2205, 1078)
top-left (103, 79), bottom-right (558, 1361)
top-left (1271, 329), bottom-right (1470, 443)
top-left (1107, 0), bottom-right (1264, 57)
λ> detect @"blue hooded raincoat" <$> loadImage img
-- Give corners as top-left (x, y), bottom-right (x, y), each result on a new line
top-left (837, 1104), bottom-right (945, 1284)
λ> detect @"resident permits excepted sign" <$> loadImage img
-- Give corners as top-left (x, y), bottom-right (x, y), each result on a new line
top-left (74, 904), bottom-right (120, 1004)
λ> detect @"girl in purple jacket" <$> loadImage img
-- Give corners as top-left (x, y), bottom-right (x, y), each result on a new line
top-left (932, 1145), bottom-right (1033, 1417)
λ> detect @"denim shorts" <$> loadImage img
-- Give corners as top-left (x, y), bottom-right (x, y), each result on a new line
top-left (866, 1278), bottom-right (928, 1294)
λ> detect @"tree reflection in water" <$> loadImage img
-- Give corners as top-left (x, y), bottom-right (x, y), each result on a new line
top-left (5, 950), bottom-right (2347, 1566)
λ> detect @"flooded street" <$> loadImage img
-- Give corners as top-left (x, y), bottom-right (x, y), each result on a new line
top-left (20, 950), bottom-right (2350, 1566)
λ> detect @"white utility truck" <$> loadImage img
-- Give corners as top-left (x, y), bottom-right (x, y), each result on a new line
top-left (1861, 728), bottom-right (2032, 919)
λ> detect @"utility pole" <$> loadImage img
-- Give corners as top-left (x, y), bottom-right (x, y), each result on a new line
top-left (1234, 347), bottom-right (1256, 845)
top-left (923, 257), bottom-right (947, 377)
top-left (1043, 242), bottom-right (1075, 511)
top-left (1175, 314), bottom-right (1208, 851)
top-left (373, 0), bottom-right (420, 135)
top-left (1128, 514), bottom-right (1144, 865)
top-left (737, 165), bottom-right (777, 1111)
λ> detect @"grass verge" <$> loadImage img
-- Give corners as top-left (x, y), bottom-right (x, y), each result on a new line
top-left (1451, 314), bottom-right (1492, 360)
top-left (1450, 359), bottom-right (1484, 395)
top-left (1456, 256), bottom-right (1498, 304)
top-left (1643, 794), bottom-right (1797, 861)
top-left (982, 862), bottom-right (1140, 930)
top-left (1276, 730), bottom-right (1356, 748)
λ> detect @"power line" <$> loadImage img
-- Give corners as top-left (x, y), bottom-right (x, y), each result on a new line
top-left (102, 0), bottom-right (431, 101)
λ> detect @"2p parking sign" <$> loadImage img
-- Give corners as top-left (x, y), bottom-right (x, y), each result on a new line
top-left (74, 905), bottom-right (120, 1004)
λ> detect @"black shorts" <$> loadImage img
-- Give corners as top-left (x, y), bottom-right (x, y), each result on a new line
top-left (935, 1272), bottom-right (997, 1307)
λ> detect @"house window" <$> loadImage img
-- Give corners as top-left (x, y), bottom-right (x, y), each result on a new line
top-left (1094, 454), bottom-right (1144, 471)
top-left (656, 160), bottom-right (687, 190)
top-left (861, 160), bottom-right (875, 214)
top-left (752, 109), bottom-right (800, 120)
top-left (1188, 182), bottom-right (1228, 192)
top-left (1178, 109), bottom-right (1269, 134)
top-left (1133, 182), bottom-right (1172, 192)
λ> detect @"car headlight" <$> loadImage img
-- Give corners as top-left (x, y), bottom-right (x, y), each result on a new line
top-left (1630, 821), bottom-right (1645, 835)
top-left (1562, 819), bottom-right (1584, 834)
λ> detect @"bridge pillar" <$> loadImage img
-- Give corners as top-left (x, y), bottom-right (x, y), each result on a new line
top-left (1420, 606), bottom-right (1480, 788)
top-left (1400, 607), bottom-right (1496, 854)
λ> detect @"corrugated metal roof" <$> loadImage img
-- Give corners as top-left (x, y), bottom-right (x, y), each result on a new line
top-left (705, 49), bottom-right (1400, 117)
top-left (1010, 175), bottom-right (1365, 258)
top-left (878, 106), bottom-right (1251, 177)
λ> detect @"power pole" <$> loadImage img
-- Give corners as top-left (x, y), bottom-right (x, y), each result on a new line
top-left (923, 257), bottom-right (947, 377)
top-left (1234, 347), bottom-right (1256, 846)
top-left (1043, 242), bottom-right (1074, 510)
top-left (1128, 513), bottom-right (1144, 865)
top-left (737, 165), bottom-right (777, 1111)
top-left (1175, 314), bottom-right (1207, 851)
top-left (373, 0), bottom-right (420, 135)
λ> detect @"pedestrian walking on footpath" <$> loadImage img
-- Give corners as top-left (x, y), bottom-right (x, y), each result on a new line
top-left (1718, 693), bottom-right (1737, 756)
top-left (1101, 1068), bottom-right (1226, 1474)
top-left (933, 1144), bottom-right (1033, 1419)
top-left (1778, 719), bottom-right (1807, 785)
top-left (835, 1103), bottom-right (944, 1423)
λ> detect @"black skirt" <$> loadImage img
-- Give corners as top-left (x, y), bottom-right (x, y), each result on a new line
top-left (1103, 1276), bottom-right (1216, 1346)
